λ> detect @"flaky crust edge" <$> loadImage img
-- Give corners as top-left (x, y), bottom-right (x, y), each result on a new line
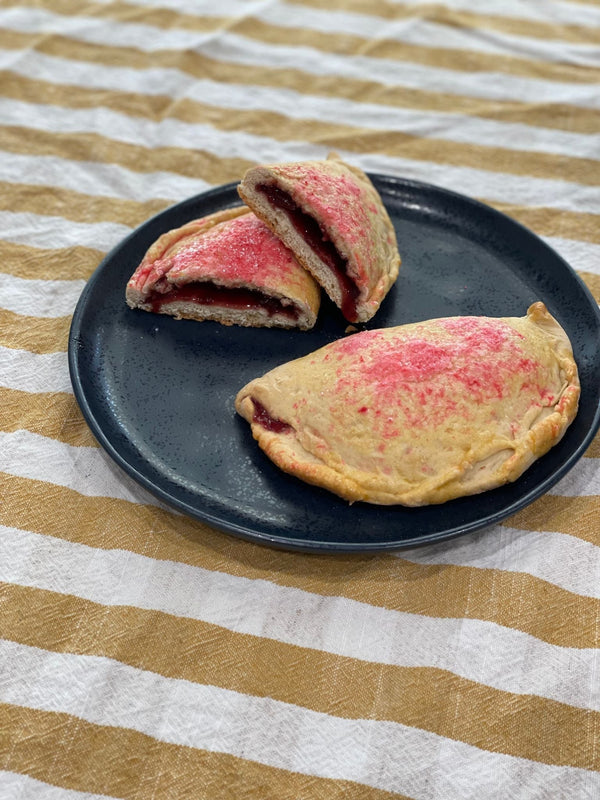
top-left (234, 302), bottom-right (581, 506)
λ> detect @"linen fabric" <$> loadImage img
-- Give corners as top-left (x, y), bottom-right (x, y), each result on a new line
top-left (1, 2), bottom-right (600, 798)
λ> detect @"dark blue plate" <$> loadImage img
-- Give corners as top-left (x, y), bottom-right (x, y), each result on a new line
top-left (68, 176), bottom-right (600, 552)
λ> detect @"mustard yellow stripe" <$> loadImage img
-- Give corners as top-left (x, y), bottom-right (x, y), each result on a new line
top-left (487, 204), bottom-right (600, 246)
top-left (5, 0), bottom-right (600, 48)
top-left (0, 387), bottom-right (98, 447)
top-left (2, 0), bottom-right (598, 84)
top-left (585, 436), bottom-right (600, 459)
top-left (509, 495), bottom-right (600, 543)
top-left (2, 581), bottom-right (599, 770)
top-left (2, 474), bottom-right (599, 647)
top-left (0, 68), bottom-right (178, 127)
top-left (1, 71), bottom-right (599, 189)
top-left (0, 123), bottom-right (250, 186)
top-left (0, 241), bottom-right (103, 280)
top-left (476, 102), bottom-right (600, 136)
top-left (327, 129), bottom-right (600, 185)
top-left (579, 270), bottom-right (600, 304)
top-left (292, 0), bottom-right (600, 45)
top-left (0, 180), bottom-right (169, 228)
top-left (231, 15), bottom-right (600, 84)
top-left (0, 309), bottom-right (70, 354)
top-left (0, 703), bottom-right (402, 800)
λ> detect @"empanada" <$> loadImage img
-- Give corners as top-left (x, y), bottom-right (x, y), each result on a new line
top-left (126, 206), bottom-right (320, 330)
top-left (238, 155), bottom-right (400, 323)
top-left (235, 303), bottom-right (580, 505)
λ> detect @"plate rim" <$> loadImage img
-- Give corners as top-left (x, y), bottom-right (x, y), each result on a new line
top-left (68, 174), bottom-right (600, 553)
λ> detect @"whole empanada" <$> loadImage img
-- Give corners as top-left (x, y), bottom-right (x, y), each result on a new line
top-left (235, 303), bottom-right (580, 506)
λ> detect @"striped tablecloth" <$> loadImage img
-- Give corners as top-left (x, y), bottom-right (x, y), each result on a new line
top-left (2, 1), bottom-right (600, 798)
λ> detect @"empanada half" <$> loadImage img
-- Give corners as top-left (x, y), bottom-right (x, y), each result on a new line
top-left (126, 206), bottom-right (320, 330)
top-left (237, 155), bottom-right (400, 323)
top-left (235, 303), bottom-right (580, 505)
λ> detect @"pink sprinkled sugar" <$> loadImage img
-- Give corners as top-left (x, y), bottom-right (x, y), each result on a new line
top-left (329, 316), bottom-right (546, 435)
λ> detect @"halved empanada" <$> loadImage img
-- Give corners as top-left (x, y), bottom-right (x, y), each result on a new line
top-left (235, 303), bottom-right (580, 505)
top-left (238, 155), bottom-right (400, 323)
top-left (126, 206), bottom-right (320, 330)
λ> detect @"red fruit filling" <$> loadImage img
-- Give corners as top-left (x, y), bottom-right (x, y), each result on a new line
top-left (251, 399), bottom-right (293, 433)
top-left (148, 282), bottom-right (300, 320)
top-left (257, 183), bottom-right (360, 321)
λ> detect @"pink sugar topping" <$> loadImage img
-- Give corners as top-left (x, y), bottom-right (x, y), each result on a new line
top-left (330, 317), bottom-right (544, 433)
top-left (282, 164), bottom-right (374, 282)
top-left (440, 316), bottom-right (524, 349)
top-left (334, 329), bottom-right (385, 355)
top-left (166, 212), bottom-right (302, 288)
top-left (292, 168), bottom-right (367, 242)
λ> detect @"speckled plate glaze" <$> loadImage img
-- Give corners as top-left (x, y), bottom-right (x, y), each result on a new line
top-left (68, 176), bottom-right (600, 552)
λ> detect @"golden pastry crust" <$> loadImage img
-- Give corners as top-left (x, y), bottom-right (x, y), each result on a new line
top-left (235, 303), bottom-right (580, 505)
top-left (126, 206), bottom-right (321, 330)
top-left (238, 154), bottom-right (400, 323)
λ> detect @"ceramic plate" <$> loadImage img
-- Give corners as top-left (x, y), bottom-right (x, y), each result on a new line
top-left (68, 176), bottom-right (600, 552)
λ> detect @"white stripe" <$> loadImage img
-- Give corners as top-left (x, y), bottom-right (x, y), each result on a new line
top-left (0, 210), bottom-right (131, 251)
top-left (0, 772), bottom-right (117, 800)
top-left (0, 347), bottom-right (72, 394)
top-left (2, 525), bottom-right (600, 714)
top-left (400, 523), bottom-right (600, 599)
top-left (549, 457), bottom-right (600, 497)
top-left (0, 430), bottom-right (158, 506)
top-left (1, 640), bottom-right (597, 800)
top-left (1, 7), bottom-right (600, 111)
top-left (0, 148), bottom-right (210, 205)
top-left (540, 237), bottom-right (600, 277)
top-left (0, 272), bottom-right (85, 318)
top-left (506, 230), bottom-right (597, 282)
top-left (2, 48), bottom-right (598, 161)
top-left (2, 3), bottom-right (599, 67)
top-left (2, 98), bottom-right (600, 216)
